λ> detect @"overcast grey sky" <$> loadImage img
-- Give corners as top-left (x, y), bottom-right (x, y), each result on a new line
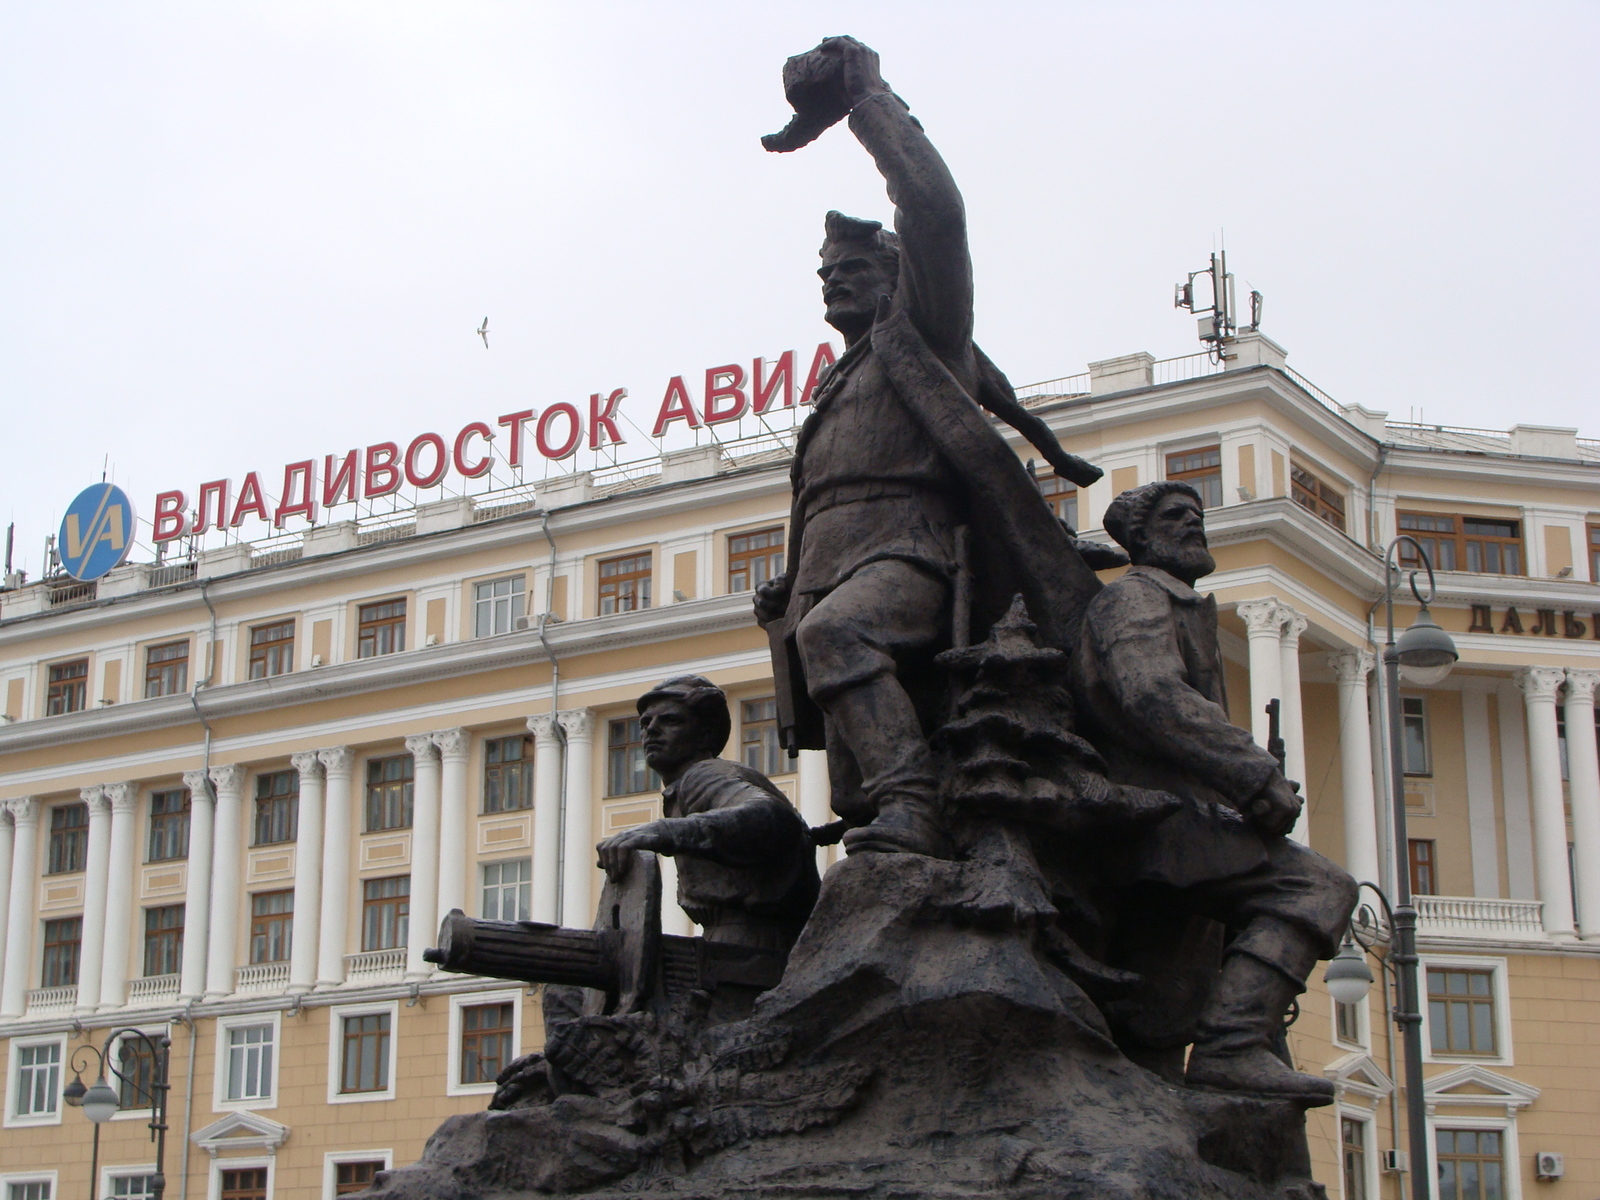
top-left (2, 3), bottom-right (1596, 578)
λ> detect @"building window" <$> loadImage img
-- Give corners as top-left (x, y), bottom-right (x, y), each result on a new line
top-left (357, 599), bottom-right (407, 658)
top-left (218, 1167), bottom-right (268, 1200)
top-left (1401, 696), bottom-right (1430, 776)
top-left (606, 717), bottom-right (659, 797)
top-left (1340, 1116), bottom-right (1368, 1200)
top-left (6, 1184), bottom-right (53, 1200)
top-left (115, 1035), bottom-right (157, 1110)
top-left (339, 1012), bottom-right (392, 1093)
top-left (365, 755), bottom-right (414, 832)
top-left (1427, 968), bottom-right (1497, 1056)
top-left (1334, 999), bottom-right (1362, 1046)
top-left (146, 789), bottom-right (190, 862)
top-left (483, 736), bottom-right (533, 813)
top-left (473, 575), bottom-right (526, 637)
top-left (1435, 1129), bottom-right (1503, 1200)
top-left (1290, 462), bottom-right (1347, 531)
top-left (1589, 524), bottom-right (1600, 583)
top-left (46, 803), bottom-right (88, 874)
top-left (1036, 474), bottom-right (1078, 529)
top-left (728, 528), bottom-right (785, 594)
top-left (46, 659), bottom-right (88, 716)
top-left (224, 1023), bottom-right (275, 1102)
top-left (1397, 512), bottom-right (1523, 575)
top-left (107, 1175), bottom-right (156, 1198)
top-left (597, 553), bottom-right (652, 615)
top-left (1409, 839), bottom-right (1437, 896)
top-left (252, 771), bottom-right (298, 845)
top-left (40, 918), bottom-right (81, 988)
top-left (143, 641), bottom-right (188, 698)
top-left (361, 877), bottom-right (409, 952)
top-left (741, 698), bottom-right (786, 777)
top-left (249, 891), bottom-right (294, 964)
top-left (334, 1163), bottom-right (385, 1195)
top-left (12, 1042), bottom-right (61, 1118)
top-left (142, 905), bottom-right (184, 977)
top-left (459, 1002), bottom-right (514, 1085)
top-left (1165, 445), bottom-right (1223, 509)
top-left (248, 620), bottom-right (294, 679)
top-left (481, 859), bottom-right (531, 922)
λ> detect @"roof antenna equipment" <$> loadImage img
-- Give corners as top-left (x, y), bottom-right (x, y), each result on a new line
top-left (1174, 248), bottom-right (1262, 362)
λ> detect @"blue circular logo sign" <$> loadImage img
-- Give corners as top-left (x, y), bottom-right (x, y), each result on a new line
top-left (59, 484), bottom-right (136, 581)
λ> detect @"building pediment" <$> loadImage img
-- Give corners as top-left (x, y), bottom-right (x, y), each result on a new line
top-left (1425, 1064), bottom-right (1540, 1115)
top-left (1324, 1051), bottom-right (1394, 1102)
top-left (191, 1110), bottom-right (290, 1157)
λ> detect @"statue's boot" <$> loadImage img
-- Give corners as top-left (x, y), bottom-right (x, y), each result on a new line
top-left (842, 790), bottom-right (949, 857)
top-left (820, 678), bottom-right (949, 858)
top-left (1185, 921), bottom-right (1335, 1105)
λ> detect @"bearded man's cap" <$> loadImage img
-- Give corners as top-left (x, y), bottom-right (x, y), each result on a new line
top-left (637, 674), bottom-right (731, 755)
top-left (821, 210), bottom-right (901, 267)
top-left (1102, 481), bottom-right (1204, 553)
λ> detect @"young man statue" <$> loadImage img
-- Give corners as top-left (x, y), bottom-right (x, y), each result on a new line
top-left (1073, 482), bottom-right (1357, 1101)
top-left (595, 676), bottom-right (819, 954)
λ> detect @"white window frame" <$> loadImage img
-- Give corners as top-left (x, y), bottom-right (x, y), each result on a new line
top-left (446, 989), bottom-right (522, 1098)
top-left (472, 574), bottom-right (526, 638)
top-left (1400, 694), bottom-right (1431, 776)
top-left (321, 1148), bottom-right (393, 1200)
top-left (206, 1157), bottom-right (274, 1200)
top-left (213, 1011), bottom-right (282, 1112)
top-left (1427, 1113), bottom-right (1523, 1200)
top-left (327, 1000), bottom-right (399, 1104)
top-left (1334, 1106), bottom-right (1379, 1200)
top-left (101, 1163), bottom-right (158, 1199)
top-left (0, 1171), bottom-right (59, 1200)
top-left (106, 1025), bottom-right (170, 1123)
top-left (479, 857), bottom-right (532, 922)
top-left (1419, 953), bottom-right (1513, 1066)
top-left (4, 1034), bottom-right (65, 1128)
top-left (1330, 988), bottom-right (1371, 1052)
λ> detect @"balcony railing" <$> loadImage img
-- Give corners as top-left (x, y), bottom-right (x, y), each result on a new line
top-left (235, 962), bottom-right (290, 992)
top-left (25, 985), bottom-right (78, 1013)
top-left (1416, 896), bottom-right (1545, 940)
top-left (127, 974), bottom-right (180, 1005)
top-left (345, 948), bottom-right (407, 982)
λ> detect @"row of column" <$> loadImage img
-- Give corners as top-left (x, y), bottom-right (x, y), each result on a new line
top-left (1517, 667), bottom-right (1600, 940)
top-left (1236, 597), bottom-right (1310, 843)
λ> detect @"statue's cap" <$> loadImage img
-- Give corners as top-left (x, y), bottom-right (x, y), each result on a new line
top-left (637, 675), bottom-right (732, 754)
top-left (1102, 481), bottom-right (1203, 551)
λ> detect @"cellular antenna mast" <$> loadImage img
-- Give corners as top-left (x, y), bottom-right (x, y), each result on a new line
top-left (1174, 249), bottom-right (1262, 362)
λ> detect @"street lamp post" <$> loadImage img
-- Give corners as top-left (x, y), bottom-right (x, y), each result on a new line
top-left (1326, 536), bottom-right (1459, 1200)
top-left (62, 1029), bottom-right (172, 1200)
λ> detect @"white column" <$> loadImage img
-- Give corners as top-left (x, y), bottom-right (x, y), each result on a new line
top-left (1236, 598), bottom-right (1285, 753)
top-left (1517, 667), bottom-right (1576, 937)
top-left (1563, 669), bottom-right (1600, 939)
top-left (433, 729), bottom-right (471, 923)
top-left (316, 747), bottom-right (355, 987)
top-left (179, 769), bottom-right (215, 1001)
top-left (527, 715), bottom-right (563, 925)
top-left (798, 748), bottom-right (833, 874)
top-left (406, 734), bottom-right (442, 978)
top-left (0, 798), bottom-right (40, 1016)
top-left (1329, 651), bottom-right (1380, 885)
top-left (204, 764), bottom-right (247, 996)
top-left (558, 709), bottom-right (596, 928)
top-left (1278, 608), bottom-right (1309, 844)
top-left (0, 809), bottom-right (14, 977)
top-left (98, 784), bottom-right (138, 1008)
top-left (74, 787), bottom-right (113, 1012)
top-left (288, 752), bottom-right (325, 992)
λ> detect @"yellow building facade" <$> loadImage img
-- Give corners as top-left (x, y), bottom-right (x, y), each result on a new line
top-left (2, 333), bottom-right (1597, 1199)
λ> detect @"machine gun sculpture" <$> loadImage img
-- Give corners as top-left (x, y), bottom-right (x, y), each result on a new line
top-left (424, 851), bottom-right (787, 1018)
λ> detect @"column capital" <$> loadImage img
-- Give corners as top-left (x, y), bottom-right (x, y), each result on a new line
top-left (104, 782), bottom-right (137, 811)
top-left (527, 713), bottom-right (561, 742)
top-left (432, 728), bottom-right (471, 759)
top-left (1564, 668), bottom-right (1600, 704)
top-left (558, 708), bottom-right (595, 741)
top-left (182, 769), bottom-right (212, 796)
top-left (318, 745), bottom-right (355, 776)
top-left (290, 751), bottom-right (325, 778)
top-left (1279, 609), bottom-right (1308, 640)
top-left (1236, 597), bottom-right (1285, 635)
top-left (1327, 649), bottom-right (1375, 683)
top-left (209, 763), bottom-right (248, 797)
top-left (406, 733), bottom-right (442, 761)
top-left (1516, 665), bottom-right (1566, 703)
top-left (4, 796), bottom-right (39, 826)
top-left (80, 783), bottom-right (107, 808)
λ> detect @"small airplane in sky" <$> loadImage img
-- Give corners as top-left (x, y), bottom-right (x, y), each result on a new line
top-left (477, 317), bottom-right (490, 348)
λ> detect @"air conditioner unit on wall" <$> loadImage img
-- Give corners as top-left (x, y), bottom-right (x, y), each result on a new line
top-left (1380, 1150), bottom-right (1408, 1173)
top-left (1534, 1152), bottom-right (1564, 1181)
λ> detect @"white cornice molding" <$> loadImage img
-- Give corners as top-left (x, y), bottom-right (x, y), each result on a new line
top-left (191, 1109), bottom-right (291, 1157)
